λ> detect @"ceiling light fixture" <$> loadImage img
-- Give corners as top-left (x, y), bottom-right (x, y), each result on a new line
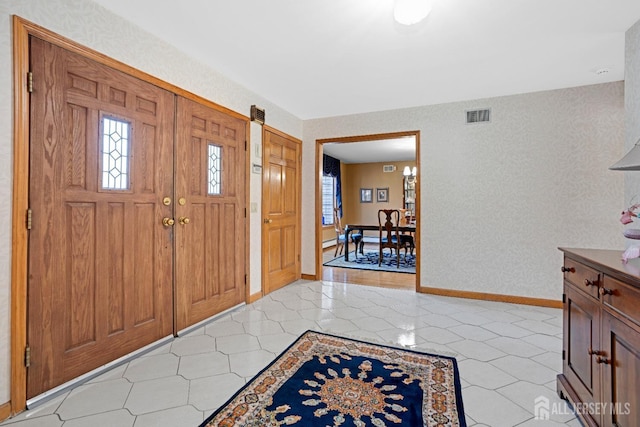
top-left (393, 0), bottom-right (432, 26)
top-left (403, 165), bottom-right (417, 183)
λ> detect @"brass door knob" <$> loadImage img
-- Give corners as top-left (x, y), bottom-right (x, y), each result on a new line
top-left (264, 218), bottom-right (273, 224)
top-left (162, 218), bottom-right (175, 227)
top-left (179, 216), bottom-right (190, 225)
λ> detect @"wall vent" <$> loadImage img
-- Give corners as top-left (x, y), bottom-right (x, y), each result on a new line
top-left (466, 108), bottom-right (491, 124)
top-left (383, 165), bottom-right (396, 173)
top-left (250, 105), bottom-right (266, 124)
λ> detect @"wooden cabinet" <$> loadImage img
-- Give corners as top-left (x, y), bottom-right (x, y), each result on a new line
top-left (562, 282), bottom-right (601, 419)
top-left (558, 248), bottom-right (640, 427)
top-left (600, 311), bottom-right (640, 427)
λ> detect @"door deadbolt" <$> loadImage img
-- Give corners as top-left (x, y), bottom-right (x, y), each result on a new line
top-left (162, 197), bottom-right (171, 206)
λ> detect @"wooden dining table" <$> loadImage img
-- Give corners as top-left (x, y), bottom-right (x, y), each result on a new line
top-left (343, 224), bottom-right (416, 261)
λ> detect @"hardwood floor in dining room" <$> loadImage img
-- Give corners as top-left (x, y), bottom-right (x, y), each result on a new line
top-left (321, 245), bottom-right (415, 291)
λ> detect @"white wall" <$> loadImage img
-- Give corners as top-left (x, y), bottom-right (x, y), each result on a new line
top-left (303, 83), bottom-right (625, 300)
top-left (0, 0), bottom-right (303, 404)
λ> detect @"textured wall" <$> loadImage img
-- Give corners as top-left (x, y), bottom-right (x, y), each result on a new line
top-left (625, 20), bottom-right (640, 220)
top-left (304, 83), bottom-right (625, 300)
top-left (0, 3), bottom-right (10, 408)
top-left (0, 0), bottom-right (302, 404)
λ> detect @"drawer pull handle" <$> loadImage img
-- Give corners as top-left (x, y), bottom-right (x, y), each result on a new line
top-left (588, 348), bottom-right (601, 356)
top-left (596, 356), bottom-right (610, 364)
top-left (584, 279), bottom-right (596, 287)
top-left (561, 266), bottom-right (575, 273)
top-left (599, 288), bottom-right (614, 296)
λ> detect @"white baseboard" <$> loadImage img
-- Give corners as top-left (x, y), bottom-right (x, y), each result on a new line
top-left (322, 239), bottom-right (337, 249)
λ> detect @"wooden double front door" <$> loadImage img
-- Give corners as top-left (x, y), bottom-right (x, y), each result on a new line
top-left (27, 37), bottom-right (245, 398)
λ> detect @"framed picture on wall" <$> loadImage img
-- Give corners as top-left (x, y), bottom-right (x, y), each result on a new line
top-left (376, 188), bottom-right (389, 203)
top-left (360, 188), bottom-right (373, 203)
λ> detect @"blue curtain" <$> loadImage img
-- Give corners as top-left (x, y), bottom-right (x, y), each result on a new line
top-left (323, 154), bottom-right (342, 218)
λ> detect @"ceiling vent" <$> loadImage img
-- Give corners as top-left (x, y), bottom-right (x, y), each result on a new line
top-left (250, 105), bottom-right (265, 124)
top-left (466, 108), bottom-right (491, 124)
top-left (383, 165), bottom-right (396, 173)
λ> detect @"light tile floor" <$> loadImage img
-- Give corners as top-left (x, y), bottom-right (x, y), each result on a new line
top-left (1, 280), bottom-right (579, 427)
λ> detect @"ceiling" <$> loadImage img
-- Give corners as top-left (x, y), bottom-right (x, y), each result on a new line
top-left (323, 137), bottom-right (416, 164)
top-left (91, 0), bottom-right (640, 163)
top-left (92, 0), bottom-right (640, 121)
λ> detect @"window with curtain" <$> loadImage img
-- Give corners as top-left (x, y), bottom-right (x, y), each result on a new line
top-left (322, 154), bottom-right (342, 220)
top-left (322, 176), bottom-right (336, 225)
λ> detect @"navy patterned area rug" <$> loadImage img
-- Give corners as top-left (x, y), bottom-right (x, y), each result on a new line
top-left (323, 250), bottom-right (416, 274)
top-left (200, 330), bottom-right (466, 427)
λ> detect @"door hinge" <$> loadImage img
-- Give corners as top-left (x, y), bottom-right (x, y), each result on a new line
top-left (26, 208), bottom-right (32, 230)
top-left (245, 140), bottom-right (247, 151)
top-left (27, 71), bottom-right (33, 93)
top-left (562, 293), bottom-right (566, 304)
top-left (562, 350), bottom-right (565, 361)
top-left (244, 207), bottom-right (247, 218)
top-left (25, 345), bottom-right (31, 367)
top-left (244, 274), bottom-right (247, 284)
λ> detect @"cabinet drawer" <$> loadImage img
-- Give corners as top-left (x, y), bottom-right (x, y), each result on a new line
top-left (563, 258), bottom-right (600, 299)
top-left (601, 276), bottom-right (640, 328)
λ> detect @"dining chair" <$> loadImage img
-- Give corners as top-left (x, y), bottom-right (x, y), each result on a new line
top-left (334, 208), bottom-right (361, 258)
top-left (378, 209), bottom-right (401, 267)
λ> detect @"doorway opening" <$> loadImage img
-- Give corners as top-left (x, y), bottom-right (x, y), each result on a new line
top-left (315, 131), bottom-right (420, 290)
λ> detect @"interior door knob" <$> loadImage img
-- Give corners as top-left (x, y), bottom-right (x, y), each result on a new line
top-left (179, 216), bottom-right (190, 225)
top-left (264, 218), bottom-right (272, 224)
top-left (162, 218), bottom-right (175, 227)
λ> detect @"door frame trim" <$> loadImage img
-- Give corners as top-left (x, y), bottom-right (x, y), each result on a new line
top-left (10, 15), bottom-right (250, 415)
top-left (315, 131), bottom-right (421, 288)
